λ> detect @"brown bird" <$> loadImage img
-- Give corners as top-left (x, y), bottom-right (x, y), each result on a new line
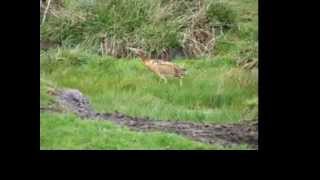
top-left (128, 47), bottom-right (187, 86)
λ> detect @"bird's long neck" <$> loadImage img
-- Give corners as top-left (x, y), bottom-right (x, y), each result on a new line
top-left (138, 53), bottom-right (150, 64)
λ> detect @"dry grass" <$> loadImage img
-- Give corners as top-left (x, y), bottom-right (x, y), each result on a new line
top-left (41, 0), bottom-right (238, 59)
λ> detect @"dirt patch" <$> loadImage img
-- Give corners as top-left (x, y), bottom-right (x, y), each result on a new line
top-left (98, 112), bottom-right (258, 149)
top-left (40, 40), bottom-right (60, 50)
top-left (43, 88), bottom-right (258, 149)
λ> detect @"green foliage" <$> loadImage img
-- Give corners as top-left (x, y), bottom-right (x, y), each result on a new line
top-left (210, 0), bottom-right (258, 62)
top-left (41, 0), bottom-right (240, 55)
top-left (206, 1), bottom-right (237, 29)
top-left (40, 76), bottom-right (56, 107)
top-left (137, 23), bottom-right (181, 53)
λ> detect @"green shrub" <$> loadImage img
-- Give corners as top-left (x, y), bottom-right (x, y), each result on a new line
top-left (40, 0), bottom-right (239, 57)
top-left (206, 2), bottom-right (237, 29)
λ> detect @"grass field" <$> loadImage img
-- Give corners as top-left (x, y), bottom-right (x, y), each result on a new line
top-left (40, 0), bottom-right (258, 150)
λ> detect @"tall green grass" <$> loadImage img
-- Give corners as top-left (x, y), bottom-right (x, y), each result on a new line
top-left (41, 0), bottom-right (239, 55)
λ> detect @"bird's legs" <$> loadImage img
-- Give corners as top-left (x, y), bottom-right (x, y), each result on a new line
top-left (179, 78), bottom-right (183, 87)
top-left (156, 74), bottom-right (167, 84)
top-left (161, 76), bottom-right (168, 84)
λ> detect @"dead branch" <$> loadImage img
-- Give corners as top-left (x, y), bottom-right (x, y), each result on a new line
top-left (41, 0), bottom-right (52, 26)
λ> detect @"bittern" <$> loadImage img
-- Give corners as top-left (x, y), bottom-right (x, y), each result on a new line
top-left (128, 47), bottom-right (186, 86)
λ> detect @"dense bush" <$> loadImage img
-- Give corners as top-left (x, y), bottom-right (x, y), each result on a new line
top-left (206, 1), bottom-right (237, 29)
top-left (41, 0), bottom-right (239, 58)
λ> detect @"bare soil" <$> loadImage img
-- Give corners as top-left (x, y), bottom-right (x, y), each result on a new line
top-left (42, 88), bottom-right (258, 149)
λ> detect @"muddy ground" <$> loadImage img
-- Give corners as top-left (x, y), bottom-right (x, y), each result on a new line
top-left (41, 89), bottom-right (258, 149)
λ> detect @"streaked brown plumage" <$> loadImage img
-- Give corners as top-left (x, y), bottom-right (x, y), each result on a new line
top-left (128, 47), bottom-right (186, 86)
